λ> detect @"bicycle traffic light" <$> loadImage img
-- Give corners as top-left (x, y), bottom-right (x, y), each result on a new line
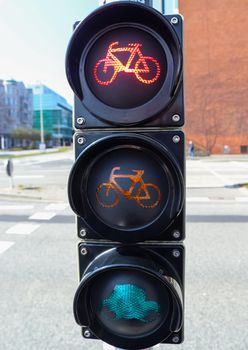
top-left (75, 244), bottom-right (184, 349)
top-left (69, 131), bottom-right (184, 243)
top-left (66, 1), bottom-right (185, 349)
top-left (66, 1), bottom-right (183, 128)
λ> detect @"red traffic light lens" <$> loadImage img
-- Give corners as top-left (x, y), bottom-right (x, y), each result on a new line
top-left (66, 2), bottom-right (182, 125)
top-left (85, 26), bottom-right (166, 109)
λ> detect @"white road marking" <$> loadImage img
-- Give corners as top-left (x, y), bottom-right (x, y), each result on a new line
top-left (187, 197), bottom-right (210, 202)
top-left (33, 169), bottom-right (68, 173)
top-left (0, 241), bottom-right (14, 255)
top-left (29, 212), bottom-right (56, 220)
top-left (187, 197), bottom-right (248, 202)
top-left (203, 167), bottom-right (229, 185)
top-left (235, 197), bottom-right (248, 202)
top-left (21, 154), bottom-right (73, 165)
top-left (6, 223), bottom-right (40, 235)
top-left (224, 175), bottom-right (248, 178)
top-left (15, 175), bottom-right (44, 179)
top-left (45, 203), bottom-right (68, 211)
top-left (0, 205), bottom-right (34, 210)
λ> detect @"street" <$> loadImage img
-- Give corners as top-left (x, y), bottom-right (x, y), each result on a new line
top-left (0, 152), bottom-right (247, 350)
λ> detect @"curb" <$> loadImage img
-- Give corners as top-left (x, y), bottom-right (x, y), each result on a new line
top-left (0, 192), bottom-right (66, 203)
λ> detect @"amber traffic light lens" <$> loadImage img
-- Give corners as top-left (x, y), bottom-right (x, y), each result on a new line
top-left (87, 146), bottom-right (166, 230)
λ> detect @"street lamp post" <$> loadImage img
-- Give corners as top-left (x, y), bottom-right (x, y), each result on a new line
top-left (0, 105), bottom-right (8, 149)
top-left (38, 83), bottom-right (45, 149)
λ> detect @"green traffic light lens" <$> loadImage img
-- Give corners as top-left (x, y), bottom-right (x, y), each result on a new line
top-left (73, 246), bottom-right (184, 348)
top-left (90, 269), bottom-right (169, 337)
top-left (101, 283), bottom-right (160, 323)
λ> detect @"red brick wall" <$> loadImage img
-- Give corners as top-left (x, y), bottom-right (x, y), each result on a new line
top-left (179, 0), bottom-right (248, 153)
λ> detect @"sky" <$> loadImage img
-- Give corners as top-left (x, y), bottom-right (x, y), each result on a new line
top-left (0, 0), bottom-right (174, 105)
top-left (0, 0), bottom-right (99, 104)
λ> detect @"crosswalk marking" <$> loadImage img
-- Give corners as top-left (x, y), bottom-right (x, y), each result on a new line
top-left (0, 205), bottom-right (34, 210)
top-left (15, 175), bottom-right (44, 179)
top-left (187, 197), bottom-right (210, 202)
top-left (6, 223), bottom-right (40, 235)
top-left (186, 197), bottom-right (248, 202)
top-left (235, 197), bottom-right (248, 202)
top-left (29, 212), bottom-right (56, 220)
top-left (45, 203), bottom-right (68, 211)
top-left (0, 241), bottom-right (14, 255)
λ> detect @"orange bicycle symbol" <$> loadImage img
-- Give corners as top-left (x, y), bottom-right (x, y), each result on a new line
top-left (96, 167), bottom-right (161, 209)
top-left (93, 41), bottom-right (161, 86)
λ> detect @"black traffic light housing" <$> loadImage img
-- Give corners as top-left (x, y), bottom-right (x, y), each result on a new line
top-left (66, 1), bottom-right (184, 128)
top-left (75, 243), bottom-right (184, 349)
top-left (68, 130), bottom-right (185, 243)
top-left (66, 1), bottom-right (185, 349)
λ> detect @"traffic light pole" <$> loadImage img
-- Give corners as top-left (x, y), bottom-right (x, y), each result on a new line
top-left (161, 0), bottom-right (165, 14)
top-left (103, 345), bottom-right (154, 350)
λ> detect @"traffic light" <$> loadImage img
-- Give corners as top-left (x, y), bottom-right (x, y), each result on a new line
top-left (66, 1), bottom-right (185, 349)
top-left (66, 1), bottom-right (184, 129)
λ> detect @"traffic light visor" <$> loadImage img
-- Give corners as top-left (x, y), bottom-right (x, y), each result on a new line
top-left (66, 1), bottom-right (183, 125)
top-left (68, 133), bottom-right (184, 243)
top-left (74, 246), bottom-right (183, 349)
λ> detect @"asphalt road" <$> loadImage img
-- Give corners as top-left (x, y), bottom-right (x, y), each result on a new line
top-left (0, 153), bottom-right (247, 350)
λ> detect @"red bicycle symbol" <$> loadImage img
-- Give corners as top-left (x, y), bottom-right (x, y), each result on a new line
top-left (93, 41), bottom-right (161, 86)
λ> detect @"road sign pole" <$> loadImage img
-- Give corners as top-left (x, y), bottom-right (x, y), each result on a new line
top-left (6, 159), bottom-right (14, 189)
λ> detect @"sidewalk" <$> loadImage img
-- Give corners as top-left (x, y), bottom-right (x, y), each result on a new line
top-left (0, 185), bottom-right (68, 202)
top-left (188, 154), bottom-right (248, 162)
top-left (0, 148), bottom-right (72, 202)
top-left (0, 147), bottom-right (60, 156)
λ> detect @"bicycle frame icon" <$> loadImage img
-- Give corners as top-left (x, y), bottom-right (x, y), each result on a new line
top-left (93, 41), bottom-right (161, 86)
top-left (96, 167), bottom-right (161, 209)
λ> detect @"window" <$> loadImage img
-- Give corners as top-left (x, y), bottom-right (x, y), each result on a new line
top-left (240, 145), bottom-right (248, 154)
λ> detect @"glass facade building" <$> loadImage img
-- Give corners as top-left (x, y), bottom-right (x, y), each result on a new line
top-left (31, 84), bottom-right (73, 146)
top-left (0, 79), bottom-right (33, 149)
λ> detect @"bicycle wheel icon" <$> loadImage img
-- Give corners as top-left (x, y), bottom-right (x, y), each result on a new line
top-left (94, 59), bottom-right (118, 86)
top-left (96, 183), bottom-right (119, 208)
top-left (135, 57), bottom-right (160, 85)
top-left (136, 184), bottom-right (161, 209)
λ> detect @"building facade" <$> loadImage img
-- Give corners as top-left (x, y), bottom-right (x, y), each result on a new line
top-left (31, 84), bottom-right (72, 146)
top-left (0, 79), bottom-right (33, 149)
top-left (179, 0), bottom-right (248, 154)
